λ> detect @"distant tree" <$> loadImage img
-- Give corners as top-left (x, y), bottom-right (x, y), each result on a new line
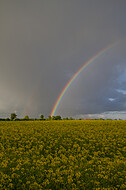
top-left (15, 118), bottom-right (20, 121)
top-left (0, 118), bottom-right (5, 121)
top-left (48, 115), bottom-right (52, 120)
top-left (63, 117), bottom-right (69, 120)
top-left (99, 118), bottom-right (104, 120)
top-left (52, 115), bottom-right (62, 120)
top-left (5, 118), bottom-right (10, 121)
top-left (40, 115), bottom-right (44, 120)
top-left (52, 116), bottom-right (55, 120)
top-left (56, 115), bottom-right (62, 120)
top-left (11, 113), bottom-right (17, 120)
top-left (24, 115), bottom-right (29, 120)
top-left (69, 117), bottom-right (74, 120)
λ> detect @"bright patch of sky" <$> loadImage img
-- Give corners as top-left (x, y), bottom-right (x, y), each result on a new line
top-left (75, 111), bottom-right (126, 120)
top-left (108, 98), bottom-right (115, 101)
top-left (116, 89), bottom-right (126, 95)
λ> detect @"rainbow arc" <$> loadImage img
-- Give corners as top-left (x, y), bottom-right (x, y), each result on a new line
top-left (51, 41), bottom-right (118, 117)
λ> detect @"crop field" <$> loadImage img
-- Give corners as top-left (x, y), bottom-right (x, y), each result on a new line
top-left (0, 120), bottom-right (126, 190)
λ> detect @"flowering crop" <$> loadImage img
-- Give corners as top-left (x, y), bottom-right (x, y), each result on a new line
top-left (0, 120), bottom-right (126, 189)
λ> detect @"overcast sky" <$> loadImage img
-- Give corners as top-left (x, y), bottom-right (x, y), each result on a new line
top-left (1, 0), bottom-right (126, 119)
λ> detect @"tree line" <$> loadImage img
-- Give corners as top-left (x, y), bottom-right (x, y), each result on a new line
top-left (0, 113), bottom-right (75, 121)
top-left (0, 113), bottom-right (122, 121)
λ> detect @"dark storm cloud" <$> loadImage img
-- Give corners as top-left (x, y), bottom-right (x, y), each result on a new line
top-left (0, 0), bottom-right (126, 118)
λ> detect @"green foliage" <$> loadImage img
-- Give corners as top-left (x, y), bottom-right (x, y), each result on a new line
top-left (24, 115), bottom-right (29, 120)
top-left (69, 117), bottom-right (74, 120)
top-left (99, 118), bottom-right (104, 120)
top-left (5, 118), bottom-right (10, 121)
top-left (63, 117), bottom-right (69, 120)
top-left (0, 120), bottom-right (126, 189)
top-left (48, 115), bottom-right (52, 120)
top-left (52, 115), bottom-right (62, 120)
top-left (15, 118), bottom-right (20, 121)
top-left (10, 113), bottom-right (17, 120)
top-left (40, 115), bottom-right (44, 120)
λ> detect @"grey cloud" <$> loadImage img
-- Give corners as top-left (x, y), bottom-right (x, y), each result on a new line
top-left (0, 0), bottom-right (126, 118)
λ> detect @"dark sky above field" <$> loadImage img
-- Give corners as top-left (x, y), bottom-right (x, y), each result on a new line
top-left (1, 0), bottom-right (126, 119)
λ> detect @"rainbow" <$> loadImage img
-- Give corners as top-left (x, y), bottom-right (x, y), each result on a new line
top-left (51, 41), bottom-right (118, 117)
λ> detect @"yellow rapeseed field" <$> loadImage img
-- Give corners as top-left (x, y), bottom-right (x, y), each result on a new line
top-left (0, 120), bottom-right (126, 189)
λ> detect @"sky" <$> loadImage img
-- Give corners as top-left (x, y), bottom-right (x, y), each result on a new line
top-left (1, 0), bottom-right (126, 119)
